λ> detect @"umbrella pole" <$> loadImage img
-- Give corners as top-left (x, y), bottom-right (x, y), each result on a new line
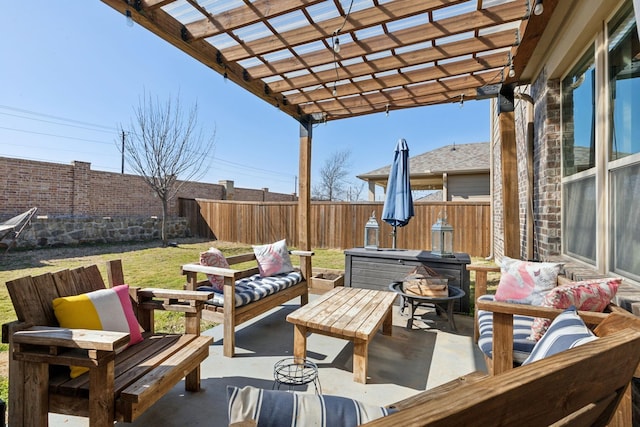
top-left (392, 225), bottom-right (397, 249)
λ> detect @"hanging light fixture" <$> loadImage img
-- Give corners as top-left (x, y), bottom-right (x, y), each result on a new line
top-left (333, 36), bottom-right (341, 54)
top-left (508, 53), bottom-right (516, 78)
top-left (533, 0), bottom-right (544, 16)
top-left (125, 9), bottom-right (134, 27)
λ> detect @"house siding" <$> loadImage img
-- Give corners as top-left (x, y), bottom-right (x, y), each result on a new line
top-left (448, 173), bottom-right (490, 201)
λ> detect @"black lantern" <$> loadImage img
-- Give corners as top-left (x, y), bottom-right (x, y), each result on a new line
top-left (431, 214), bottom-right (454, 257)
top-left (364, 212), bottom-right (379, 250)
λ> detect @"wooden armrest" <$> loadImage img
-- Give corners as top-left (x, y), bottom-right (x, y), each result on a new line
top-left (387, 371), bottom-right (487, 411)
top-left (13, 326), bottom-right (129, 352)
top-left (138, 288), bottom-right (214, 301)
top-left (182, 262), bottom-right (239, 277)
top-left (289, 250), bottom-right (314, 257)
top-left (476, 299), bottom-right (609, 325)
top-left (466, 264), bottom-right (500, 273)
top-left (467, 264), bottom-right (500, 297)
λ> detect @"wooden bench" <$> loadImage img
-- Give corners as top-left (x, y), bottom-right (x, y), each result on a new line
top-left (230, 313), bottom-right (640, 427)
top-left (286, 287), bottom-right (397, 383)
top-left (1, 260), bottom-right (214, 427)
top-left (182, 250), bottom-right (313, 357)
top-left (466, 264), bottom-right (640, 425)
top-left (367, 314), bottom-right (640, 426)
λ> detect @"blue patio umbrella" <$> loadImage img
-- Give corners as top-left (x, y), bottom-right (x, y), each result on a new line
top-left (382, 138), bottom-right (414, 249)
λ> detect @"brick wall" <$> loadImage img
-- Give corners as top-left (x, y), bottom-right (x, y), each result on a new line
top-left (0, 156), bottom-right (295, 219)
top-left (491, 70), bottom-right (563, 262)
top-left (531, 70), bottom-right (562, 259)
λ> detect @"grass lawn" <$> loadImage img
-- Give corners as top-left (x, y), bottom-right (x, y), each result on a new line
top-left (0, 238), bottom-right (348, 405)
top-left (0, 238), bottom-right (498, 408)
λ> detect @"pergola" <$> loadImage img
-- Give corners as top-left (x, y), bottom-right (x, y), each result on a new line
top-left (100, 0), bottom-right (557, 262)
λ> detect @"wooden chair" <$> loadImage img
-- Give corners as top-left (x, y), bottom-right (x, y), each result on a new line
top-left (182, 250), bottom-right (313, 357)
top-left (230, 313), bottom-right (640, 426)
top-left (367, 316), bottom-right (640, 426)
top-left (466, 264), bottom-right (639, 426)
top-left (2, 259), bottom-right (214, 427)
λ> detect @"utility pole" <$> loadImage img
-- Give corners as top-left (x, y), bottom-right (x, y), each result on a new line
top-left (121, 131), bottom-right (125, 174)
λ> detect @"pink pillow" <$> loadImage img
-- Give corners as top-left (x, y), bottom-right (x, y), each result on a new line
top-left (494, 257), bottom-right (563, 305)
top-left (199, 247), bottom-right (230, 291)
top-left (252, 239), bottom-right (294, 277)
top-left (530, 278), bottom-right (621, 341)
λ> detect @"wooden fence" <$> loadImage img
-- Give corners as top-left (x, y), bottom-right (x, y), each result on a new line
top-left (179, 199), bottom-right (491, 257)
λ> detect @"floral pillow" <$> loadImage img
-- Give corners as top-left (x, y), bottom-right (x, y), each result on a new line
top-left (199, 247), bottom-right (230, 292)
top-left (252, 239), bottom-right (294, 277)
top-left (529, 278), bottom-right (621, 341)
top-left (494, 257), bottom-right (563, 305)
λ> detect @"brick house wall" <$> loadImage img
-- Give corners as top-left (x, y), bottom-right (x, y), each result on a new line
top-left (0, 156), bottom-right (295, 219)
top-left (531, 69), bottom-right (562, 259)
top-left (490, 68), bottom-right (563, 262)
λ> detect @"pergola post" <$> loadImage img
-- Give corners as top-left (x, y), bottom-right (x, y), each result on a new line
top-left (499, 87), bottom-right (519, 258)
top-left (298, 118), bottom-right (313, 280)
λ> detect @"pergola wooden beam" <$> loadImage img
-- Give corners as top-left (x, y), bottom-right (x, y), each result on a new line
top-left (286, 52), bottom-right (508, 105)
top-left (301, 70), bottom-right (500, 117)
top-left (268, 29), bottom-right (517, 93)
top-left (245, 1), bottom-right (526, 79)
top-left (217, 0), bottom-right (469, 63)
top-left (184, 0), bottom-right (326, 42)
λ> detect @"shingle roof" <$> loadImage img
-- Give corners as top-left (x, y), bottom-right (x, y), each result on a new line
top-left (359, 142), bottom-right (489, 179)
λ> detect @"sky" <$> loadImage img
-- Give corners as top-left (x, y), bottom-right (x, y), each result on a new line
top-left (0, 1), bottom-right (490, 200)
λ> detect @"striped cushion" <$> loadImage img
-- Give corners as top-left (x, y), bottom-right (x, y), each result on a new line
top-left (198, 271), bottom-right (303, 308)
top-left (522, 306), bottom-right (596, 365)
top-left (476, 295), bottom-right (537, 364)
top-left (227, 386), bottom-right (392, 426)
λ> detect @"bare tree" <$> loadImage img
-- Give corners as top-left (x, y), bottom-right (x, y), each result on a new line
top-left (345, 181), bottom-right (365, 201)
top-left (121, 93), bottom-right (215, 246)
top-left (312, 149), bottom-right (352, 201)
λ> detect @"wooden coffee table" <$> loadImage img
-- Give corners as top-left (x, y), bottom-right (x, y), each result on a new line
top-left (286, 287), bottom-right (397, 383)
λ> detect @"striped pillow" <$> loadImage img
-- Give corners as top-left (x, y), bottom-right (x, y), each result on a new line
top-left (227, 386), bottom-right (393, 426)
top-left (522, 307), bottom-right (596, 365)
top-left (52, 284), bottom-right (144, 378)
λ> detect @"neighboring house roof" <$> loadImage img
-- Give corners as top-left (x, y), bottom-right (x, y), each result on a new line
top-left (415, 190), bottom-right (444, 202)
top-left (358, 142), bottom-right (489, 190)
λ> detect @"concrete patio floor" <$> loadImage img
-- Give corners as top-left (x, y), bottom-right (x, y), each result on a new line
top-left (51, 294), bottom-right (486, 426)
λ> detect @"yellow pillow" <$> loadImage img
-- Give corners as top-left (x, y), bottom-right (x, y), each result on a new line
top-left (52, 284), bottom-right (143, 378)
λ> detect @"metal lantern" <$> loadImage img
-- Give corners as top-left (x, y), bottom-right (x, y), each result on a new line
top-left (364, 212), bottom-right (380, 250)
top-left (431, 214), bottom-right (454, 257)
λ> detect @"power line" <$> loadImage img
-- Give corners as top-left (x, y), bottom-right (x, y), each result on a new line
top-left (0, 111), bottom-right (117, 134)
top-left (0, 126), bottom-right (113, 145)
top-left (0, 104), bottom-right (116, 132)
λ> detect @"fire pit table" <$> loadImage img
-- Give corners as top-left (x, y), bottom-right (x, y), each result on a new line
top-left (389, 282), bottom-right (465, 331)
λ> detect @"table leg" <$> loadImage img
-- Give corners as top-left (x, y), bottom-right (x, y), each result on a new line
top-left (292, 324), bottom-right (308, 363)
top-left (353, 339), bottom-right (369, 384)
top-left (382, 306), bottom-right (393, 336)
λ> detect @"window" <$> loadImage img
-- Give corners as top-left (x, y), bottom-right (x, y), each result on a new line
top-left (562, 48), bottom-right (596, 177)
top-left (608, 2), bottom-right (640, 161)
top-left (609, 2), bottom-right (640, 280)
top-left (560, 0), bottom-right (640, 279)
top-left (562, 48), bottom-right (597, 263)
